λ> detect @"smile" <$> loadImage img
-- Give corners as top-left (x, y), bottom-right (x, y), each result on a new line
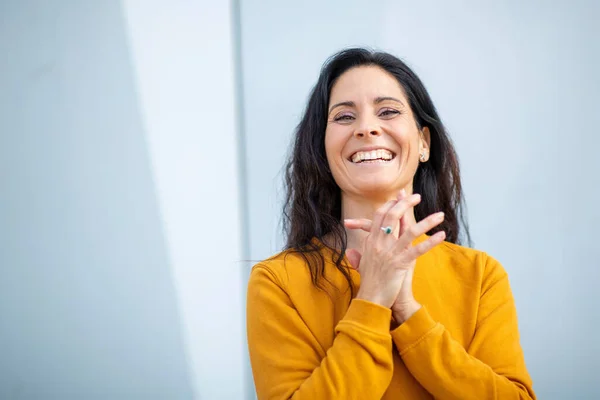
top-left (349, 149), bottom-right (396, 163)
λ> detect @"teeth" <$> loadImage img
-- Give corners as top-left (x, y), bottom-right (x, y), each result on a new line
top-left (351, 149), bottom-right (393, 163)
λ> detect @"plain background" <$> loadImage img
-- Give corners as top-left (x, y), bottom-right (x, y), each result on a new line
top-left (1, 0), bottom-right (598, 399)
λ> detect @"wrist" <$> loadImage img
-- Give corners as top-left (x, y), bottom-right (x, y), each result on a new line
top-left (355, 290), bottom-right (392, 308)
top-left (392, 300), bottom-right (422, 325)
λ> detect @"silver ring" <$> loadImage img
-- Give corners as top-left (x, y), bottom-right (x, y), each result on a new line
top-left (381, 226), bottom-right (393, 235)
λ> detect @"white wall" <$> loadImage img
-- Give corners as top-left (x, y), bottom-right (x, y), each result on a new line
top-left (239, 0), bottom-right (600, 398)
top-left (0, 0), bottom-right (245, 398)
top-left (122, 1), bottom-right (246, 399)
top-left (0, 1), bottom-right (195, 398)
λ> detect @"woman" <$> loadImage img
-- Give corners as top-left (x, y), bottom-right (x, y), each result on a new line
top-left (246, 48), bottom-right (535, 400)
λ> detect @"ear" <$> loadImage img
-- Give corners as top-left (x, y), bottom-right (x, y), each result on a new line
top-left (419, 126), bottom-right (431, 161)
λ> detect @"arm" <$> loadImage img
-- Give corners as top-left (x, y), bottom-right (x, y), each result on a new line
top-left (247, 265), bottom-right (394, 400)
top-left (390, 254), bottom-right (535, 400)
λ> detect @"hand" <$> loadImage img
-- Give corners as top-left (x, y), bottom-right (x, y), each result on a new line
top-left (391, 189), bottom-right (440, 325)
top-left (344, 190), bottom-right (446, 315)
top-left (390, 265), bottom-right (421, 326)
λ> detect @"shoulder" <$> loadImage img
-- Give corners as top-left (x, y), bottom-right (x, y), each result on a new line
top-left (431, 240), bottom-right (508, 284)
top-left (249, 248), bottom-right (319, 291)
top-left (249, 246), bottom-right (353, 300)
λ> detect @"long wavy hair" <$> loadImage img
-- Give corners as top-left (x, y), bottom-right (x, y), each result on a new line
top-left (282, 48), bottom-right (469, 297)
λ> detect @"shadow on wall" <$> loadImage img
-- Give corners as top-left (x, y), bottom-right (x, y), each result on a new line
top-left (0, 1), bottom-right (194, 398)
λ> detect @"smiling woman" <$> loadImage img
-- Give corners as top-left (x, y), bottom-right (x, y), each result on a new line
top-left (326, 66), bottom-right (430, 209)
top-left (246, 48), bottom-right (536, 400)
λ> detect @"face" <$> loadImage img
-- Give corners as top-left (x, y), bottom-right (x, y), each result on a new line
top-left (325, 65), bottom-right (430, 200)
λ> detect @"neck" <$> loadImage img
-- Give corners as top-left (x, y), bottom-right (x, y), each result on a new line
top-left (341, 191), bottom-right (417, 251)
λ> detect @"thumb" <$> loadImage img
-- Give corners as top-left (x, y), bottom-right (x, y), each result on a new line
top-left (345, 248), bottom-right (362, 271)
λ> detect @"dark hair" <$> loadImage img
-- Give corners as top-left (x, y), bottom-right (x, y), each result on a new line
top-left (282, 48), bottom-right (469, 297)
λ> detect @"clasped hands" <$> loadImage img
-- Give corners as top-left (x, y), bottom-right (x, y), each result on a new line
top-left (344, 190), bottom-right (446, 326)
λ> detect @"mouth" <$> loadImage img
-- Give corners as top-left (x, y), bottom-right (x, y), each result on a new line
top-left (349, 148), bottom-right (397, 164)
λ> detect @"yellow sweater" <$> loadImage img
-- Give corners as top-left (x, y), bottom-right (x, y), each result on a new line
top-left (247, 237), bottom-right (536, 400)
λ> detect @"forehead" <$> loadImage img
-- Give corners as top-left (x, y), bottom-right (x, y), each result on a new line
top-left (329, 65), bottom-right (406, 103)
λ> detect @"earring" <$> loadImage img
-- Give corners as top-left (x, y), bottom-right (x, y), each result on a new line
top-left (419, 152), bottom-right (427, 162)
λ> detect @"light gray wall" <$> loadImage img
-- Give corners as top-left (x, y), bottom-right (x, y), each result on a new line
top-left (0, 0), bottom-right (244, 399)
top-left (239, 1), bottom-right (600, 398)
top-left (0, 1), bottom-right (193, 398)
top-left (121, 1), bottom-right (246, 398)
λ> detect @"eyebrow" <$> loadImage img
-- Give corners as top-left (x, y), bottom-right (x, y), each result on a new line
top-left (328, 96), bottom-right (405, 113)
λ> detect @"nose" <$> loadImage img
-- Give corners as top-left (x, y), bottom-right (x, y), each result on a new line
top-left (353, 116), bottom-right (381, 138)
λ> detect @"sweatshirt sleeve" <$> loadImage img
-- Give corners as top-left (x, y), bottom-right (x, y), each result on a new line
top-left (390, 254), bottom-right (536, 400)
top-left (247, 265), bottom-right (394, 400)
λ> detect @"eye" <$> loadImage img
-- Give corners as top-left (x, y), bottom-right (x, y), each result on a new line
top-left (379, 109), bottom-right (400, 118)
top-left (333, 113), bottom-right (355, 122)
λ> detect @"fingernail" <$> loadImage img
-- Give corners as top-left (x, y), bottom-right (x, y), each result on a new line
top-left (435, 212), bottom-right (445, 221)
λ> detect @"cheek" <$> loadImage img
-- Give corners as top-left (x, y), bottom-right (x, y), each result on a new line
top-left (324, 128), bottom-right (350, 186)
top-left (390, 126), bottom-right (420, 156)
top-left (388, 133), bottom-right (412, 157)
top-left (324, 127), bottom-right (346, 160)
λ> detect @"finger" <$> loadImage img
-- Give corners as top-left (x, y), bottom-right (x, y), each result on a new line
top-left (404, 230), bottom-right (446, 260)
top-left (380, 194), bottom-right (421, 236)
top-left (396, 188), bottom-right (407, 201)
top-left (371, 199), bottom-right (398, 234)
top-left (397, 211), bottom-right (445, 249)
top-left (344, 218), bottom-right (372, 232)
top-left (399, 212), bottom-right (410, 236)
top-left (345, 248), bottom-right (362, 271)
top-left (396, 190), bottom-right (411, 237)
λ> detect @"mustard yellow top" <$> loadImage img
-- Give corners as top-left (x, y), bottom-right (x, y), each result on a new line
top-left (246, 238), bottom-right (536, 399)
